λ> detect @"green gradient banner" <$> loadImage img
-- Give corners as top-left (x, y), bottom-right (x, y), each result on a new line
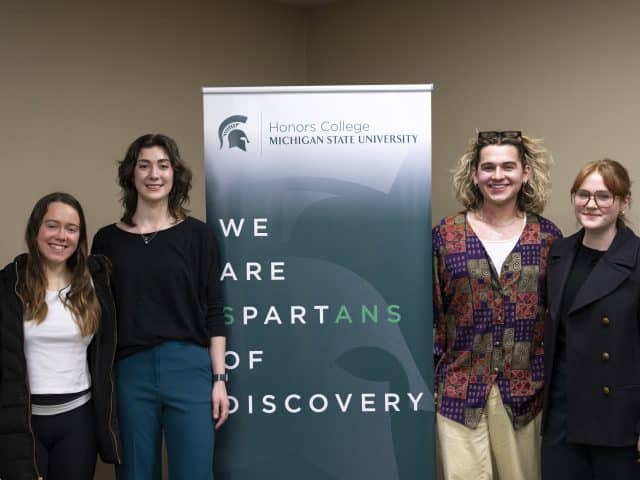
top-left (203, 85), bottom-right (433, 479)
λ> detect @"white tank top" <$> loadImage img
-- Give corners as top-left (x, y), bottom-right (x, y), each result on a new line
top-left (23, 286), bottom-right (94, 394)
top-left (479, 215), bottom-right (527, 274)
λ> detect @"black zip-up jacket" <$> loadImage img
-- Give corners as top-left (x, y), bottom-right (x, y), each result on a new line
top-left (0, 254), bottom-right (121, 480)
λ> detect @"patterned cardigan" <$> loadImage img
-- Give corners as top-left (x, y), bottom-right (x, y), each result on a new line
top-left (433, 212), bottom-right (561, 429)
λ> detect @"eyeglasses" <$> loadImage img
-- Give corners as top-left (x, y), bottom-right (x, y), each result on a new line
top-left (572, 189), bottom-right (615, 208)
top-left (477, 130), bottom-right (522, 145)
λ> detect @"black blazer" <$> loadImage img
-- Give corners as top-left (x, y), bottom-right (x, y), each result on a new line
top-left (542, 227), bottom-right (640, 447)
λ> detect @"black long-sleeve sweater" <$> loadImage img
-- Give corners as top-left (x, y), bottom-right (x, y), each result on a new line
top-left (92, 217), bottom-right (226, 360)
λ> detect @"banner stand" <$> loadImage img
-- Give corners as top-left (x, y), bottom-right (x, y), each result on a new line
top-left (203, 84), bottom-right (434, 480)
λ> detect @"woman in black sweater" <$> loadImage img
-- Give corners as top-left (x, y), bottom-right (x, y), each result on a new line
top-left (542, 159), bottom-right (640, 479)
top-left (92, 134), bottom-right (228, 479)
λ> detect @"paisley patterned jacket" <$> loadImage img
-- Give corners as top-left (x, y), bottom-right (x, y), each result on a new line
top-left (433, 212), bottom-right (561, 429)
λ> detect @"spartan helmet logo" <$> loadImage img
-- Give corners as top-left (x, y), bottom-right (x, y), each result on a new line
top-left (218, 115), bottom-right (250, 151)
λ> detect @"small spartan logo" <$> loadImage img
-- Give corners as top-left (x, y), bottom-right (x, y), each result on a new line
top-left (218, 115), bottom-right (250, 151)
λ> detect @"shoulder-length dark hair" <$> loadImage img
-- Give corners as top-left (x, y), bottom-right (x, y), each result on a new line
top-left (20, 192), bottom-right (100, 336)
top-left (118, 133), bottom-right (192, 226)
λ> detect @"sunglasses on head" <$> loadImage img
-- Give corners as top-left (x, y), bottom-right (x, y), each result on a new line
top-left (477, 130), bottom-right (523, 144)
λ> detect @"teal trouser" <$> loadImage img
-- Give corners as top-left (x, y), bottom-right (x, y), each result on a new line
top-left (115, 341), bottom-right (215, 480)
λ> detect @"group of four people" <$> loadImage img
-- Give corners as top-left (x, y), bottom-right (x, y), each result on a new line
top-left (0, 130), bottom-right (638, 480)
top-left (434, 130), bottom-right (640, 479)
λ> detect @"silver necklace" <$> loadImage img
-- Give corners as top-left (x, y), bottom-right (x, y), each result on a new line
top-left (140, 231), bottom-right (159, 244)
top-left (136, 215), bottom-right (176, 244)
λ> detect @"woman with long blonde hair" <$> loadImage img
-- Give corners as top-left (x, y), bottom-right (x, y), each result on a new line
top-left (0, 192), bottom-right (121, 480)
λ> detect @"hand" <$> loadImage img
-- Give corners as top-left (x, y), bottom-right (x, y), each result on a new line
top-left (212, 381), bottom-right (229, 429)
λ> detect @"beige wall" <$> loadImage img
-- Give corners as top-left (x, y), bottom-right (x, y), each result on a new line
top-left (306, 0), bottom-right (640, 234)
top-left (0, 0), bottom-right (307, 266)
top-left (3, 0), bottom-right (640, 478)
top-left (6, 0), bottom-right (640, 280)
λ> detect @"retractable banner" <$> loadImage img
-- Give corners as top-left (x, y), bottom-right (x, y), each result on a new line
top-left (202, 85), bottom-right (434, 480)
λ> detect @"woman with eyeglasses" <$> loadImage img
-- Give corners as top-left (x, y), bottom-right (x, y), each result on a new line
top-left (0, 192), bottom-right (121, 480)
top-left (542, 159), bottom-right (640, 479)
top-left (434, 130), bottom-right (561, 479)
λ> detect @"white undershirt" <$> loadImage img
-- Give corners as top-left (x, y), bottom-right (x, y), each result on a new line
top-left (479, 215), bottom-right (527, 274)
top-left (23, 286), bottom-right (94, 394)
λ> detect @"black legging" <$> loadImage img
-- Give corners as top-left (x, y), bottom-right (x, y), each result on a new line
top-left (31, 402), bottom-right (97, 480)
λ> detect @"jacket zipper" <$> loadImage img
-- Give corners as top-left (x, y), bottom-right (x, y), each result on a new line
top-left (104, 270), bottom-right (121, 463)
top-left (14, 262), bottom-right (42, 480)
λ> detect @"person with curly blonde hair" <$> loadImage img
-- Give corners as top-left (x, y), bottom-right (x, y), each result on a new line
top-left (433, 131), bottom-right (561, 479)
top-left (452, 132), bottom-right (553, 215)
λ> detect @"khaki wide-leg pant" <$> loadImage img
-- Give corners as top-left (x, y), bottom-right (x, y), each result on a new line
top-left (436, 385), bottom-right (541, 480)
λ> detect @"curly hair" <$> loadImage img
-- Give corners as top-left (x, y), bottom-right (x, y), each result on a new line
top-left (118, 133), bottom-right (193, 226)
top-left (570, 158), bottom-right (631, 229)
top-left (451, 134), bottom-right (553, 214)
top-left (20, 192), bottom-right (100, 337)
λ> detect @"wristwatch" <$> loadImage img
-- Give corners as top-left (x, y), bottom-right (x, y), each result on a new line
top-left (213, 373), bottom-right (228, 383)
